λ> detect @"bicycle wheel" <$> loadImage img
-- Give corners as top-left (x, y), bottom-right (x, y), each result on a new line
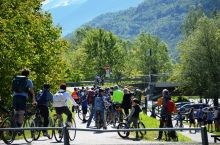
top-left (78, 108), bottom-right (90, 121)
top-left (47, 117), bottom-right (53, 139)
top-left (23, 117), bottom-right (35, 143)
top-left (117, 122), bottom-right (129, 138)
top-left (1, 117), bottom-right (16, 144)
top-left (53, 117), bottom-right (63, 142)
top-left (69, 118), bottom-right (76, 141)
top-left (138, 122), bottom-right (146, 136)
top-left (32, 119), bottom-right (41, 140)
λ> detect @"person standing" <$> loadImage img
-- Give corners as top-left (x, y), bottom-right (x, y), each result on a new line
top-left (121, 88), bottom-right (132, 117)
top-left (155, 89), bottom-right (177, 141)
top-left (12, 69), bottom-right (36, 127)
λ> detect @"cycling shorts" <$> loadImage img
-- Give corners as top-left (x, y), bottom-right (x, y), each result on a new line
top-left (13, 95), bottom-right (27, 111)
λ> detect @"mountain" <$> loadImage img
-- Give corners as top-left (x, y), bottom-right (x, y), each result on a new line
top-left (85, 0), bottom-right (220, 57)
top-left (42, 0), bottom-right (142, 36)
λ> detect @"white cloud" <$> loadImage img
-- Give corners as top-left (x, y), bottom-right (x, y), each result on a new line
top-left (42, 0), bottom-right (87, 9)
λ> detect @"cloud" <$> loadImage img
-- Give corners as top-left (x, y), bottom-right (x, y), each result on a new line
top-left (42, 0), bottom-right (87, 10)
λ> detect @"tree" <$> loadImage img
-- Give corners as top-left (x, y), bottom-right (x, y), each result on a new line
top-left (0, 0), bottom-right (68, 107)
top-left (177, 17), bottom-right (220, 106)
top-left (132, 32), bottom-right (172, 81)
top-left (80, 28), bottom-right (126, 81)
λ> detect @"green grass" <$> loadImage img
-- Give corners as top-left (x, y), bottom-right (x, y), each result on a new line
top-left (137, 113), bottom-right (192, 142)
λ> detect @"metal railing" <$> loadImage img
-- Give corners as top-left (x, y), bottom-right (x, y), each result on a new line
top-left (0, 126), bottom-right (208, 145)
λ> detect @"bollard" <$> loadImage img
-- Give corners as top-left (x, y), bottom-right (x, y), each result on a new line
top-left (63, 126), bottom-right (70, 145)
top-left (201, 126), bottom-right (209, 145)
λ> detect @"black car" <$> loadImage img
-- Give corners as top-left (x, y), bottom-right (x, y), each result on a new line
top-left (178, 103), bottom-right (209, 113)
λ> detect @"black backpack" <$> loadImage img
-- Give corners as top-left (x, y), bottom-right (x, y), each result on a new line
top-left (12, 75), bottom-right (28, 93)
top-left (36, 90), bottom-right (47, 105)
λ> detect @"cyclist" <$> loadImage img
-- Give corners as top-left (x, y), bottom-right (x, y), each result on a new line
top-left (53, 83), bottom-right (78, 127)
top-left (12, 69), bottom-right (36, 128)
top-left (71, 87), bottom-right (80, 112)
top-left (35, 83), bottom-right (53, 137)
top-left (111, 85), bottom-right (124, 123)
top-left (126, 98), bottom-right (142, 139)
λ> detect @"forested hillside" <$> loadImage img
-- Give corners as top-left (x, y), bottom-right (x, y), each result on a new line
top-left (85, 0), bottom-right (220, 57)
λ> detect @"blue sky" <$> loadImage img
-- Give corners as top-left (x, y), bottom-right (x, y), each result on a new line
top-left (42, 0), bottom-right (143, 36)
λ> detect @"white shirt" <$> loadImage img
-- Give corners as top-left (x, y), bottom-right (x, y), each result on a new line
top-left (54, 89), bottom-right (78, 107)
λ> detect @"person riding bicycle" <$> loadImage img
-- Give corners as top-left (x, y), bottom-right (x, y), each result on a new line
top-left (12, 69), bottom-right (36, 128)
top-left (111, 85), bottom-right (124, 123)
top-left (53, 83), bottom-right (78, 127)
top-left (35, 83), bottom-right (53, 137)
top-left (126, 98), bottom-right (142, 139)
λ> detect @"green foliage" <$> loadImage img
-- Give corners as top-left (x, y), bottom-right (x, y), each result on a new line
top-left (132, 32), bottom-right (172, 78)
top-left (85, 0), bottom-right (220, 58)
top-left (0, 0), bottom-right (69, 107)
top-left (173, 16), bottom-right (220, 106)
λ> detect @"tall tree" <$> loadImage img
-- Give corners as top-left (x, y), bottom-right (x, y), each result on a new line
top-left (0, 0), bottom-right (68, 107)
top-left (132, 32), bottom-right (172, 81)
top-left (177, 17), bottom-right (220, 106)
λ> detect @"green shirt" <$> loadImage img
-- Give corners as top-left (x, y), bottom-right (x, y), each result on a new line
top-left (112, 89), bottom-right (124, 104)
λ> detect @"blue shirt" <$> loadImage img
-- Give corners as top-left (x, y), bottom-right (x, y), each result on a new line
top-left (13, 79), bottom-right (33, 98)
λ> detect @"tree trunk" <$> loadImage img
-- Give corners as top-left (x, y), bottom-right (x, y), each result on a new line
top-left (213, 95), bottom-right (219, 107)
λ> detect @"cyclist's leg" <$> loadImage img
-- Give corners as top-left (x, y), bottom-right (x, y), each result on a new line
top-left (62, 107), bottom-right (72, 126)
top-left (102, 110), bottom-right (107, 129)
top-left (39, 105), bottom-right (49, 134)
top-left (13, 96), bottom-right (26, 127)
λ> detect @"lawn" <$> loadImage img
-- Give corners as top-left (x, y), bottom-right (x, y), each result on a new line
top-left (135, 113), bottom-right (192, 142)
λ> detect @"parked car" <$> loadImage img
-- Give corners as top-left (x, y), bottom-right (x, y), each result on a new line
top-left (175, 102), bottom-right (192, 109)
top-left (178, 103), bottom-right (210, 114)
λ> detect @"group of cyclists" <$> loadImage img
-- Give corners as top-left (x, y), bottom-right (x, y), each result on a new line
top-left (8, 69), bottom-right (145, 141)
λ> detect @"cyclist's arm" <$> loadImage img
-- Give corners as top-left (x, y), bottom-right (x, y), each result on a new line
top-left (67, 93), bottom-right (78, 106)
top-left (127, 107), bottom-right (135, 120)
top-left (27, 80), bottom-right (36, 104)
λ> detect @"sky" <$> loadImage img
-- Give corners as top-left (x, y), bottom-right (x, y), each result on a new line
top-left (42, 0), bottom-right (143, 36)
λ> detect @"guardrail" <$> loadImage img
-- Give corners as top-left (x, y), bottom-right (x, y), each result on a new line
top-left (0, 126), bottom-right (208, 145)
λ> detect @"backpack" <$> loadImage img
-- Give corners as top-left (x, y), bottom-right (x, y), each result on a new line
top-left (36, 90), bottom-right (47, 105)
top-left (12, 75), bottom-right (28, 93)
top-left (166, 100), bottom-right (175, 113)
top-left (53, 91), bottom-right (66, 107)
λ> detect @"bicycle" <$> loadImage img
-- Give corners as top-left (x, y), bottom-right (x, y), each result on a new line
top-left (117, 118), bottom-right (146, 139)
top-left (112, 104), bottom-right (124, 127)
top-left (53, 113), bottom-right (76, 142)
top-left (1, 104), bottom-right (36, 144)
top-left (32, 106), bottom-right (53, 140)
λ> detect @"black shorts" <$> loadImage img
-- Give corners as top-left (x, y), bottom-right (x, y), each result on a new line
top-left (197, 118), bottom-right (203, 123)
top-left (13, 95), bottom-right (27, 111)
top-left (207, 120), bottom-right (213, 124)
top-left (189, 119), bottom-right (195, 124)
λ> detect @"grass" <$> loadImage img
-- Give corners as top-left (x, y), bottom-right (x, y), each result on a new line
top-left (136, 113), bottom-right (192, 142)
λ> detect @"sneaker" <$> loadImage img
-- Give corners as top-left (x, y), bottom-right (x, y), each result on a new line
top-left (66, 122), bottom-right (72, 127)
top-left (43, 132), bottom-right (49, 137)
top-left (154, 137), bottom-right (161, 141)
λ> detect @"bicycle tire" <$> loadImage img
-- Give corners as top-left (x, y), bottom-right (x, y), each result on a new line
top-left (47, 117), bottom-right (53, 139)
top-left (69, 118), bottom-right (76, 141)
top-left (32, 119), bottom-right (41, 140)
top-left (117, 122), bottom-right (129, 138)
top-left (77, 108), bottom-right (90, 121)
top-left (138, 122), bottom-right (146, 136)
top-left (53, 117), bottom-right (63, 142)
top-left (23, 117), bottom-right (34, 143)
top-left (1, 117), bottom-right (16, 144)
